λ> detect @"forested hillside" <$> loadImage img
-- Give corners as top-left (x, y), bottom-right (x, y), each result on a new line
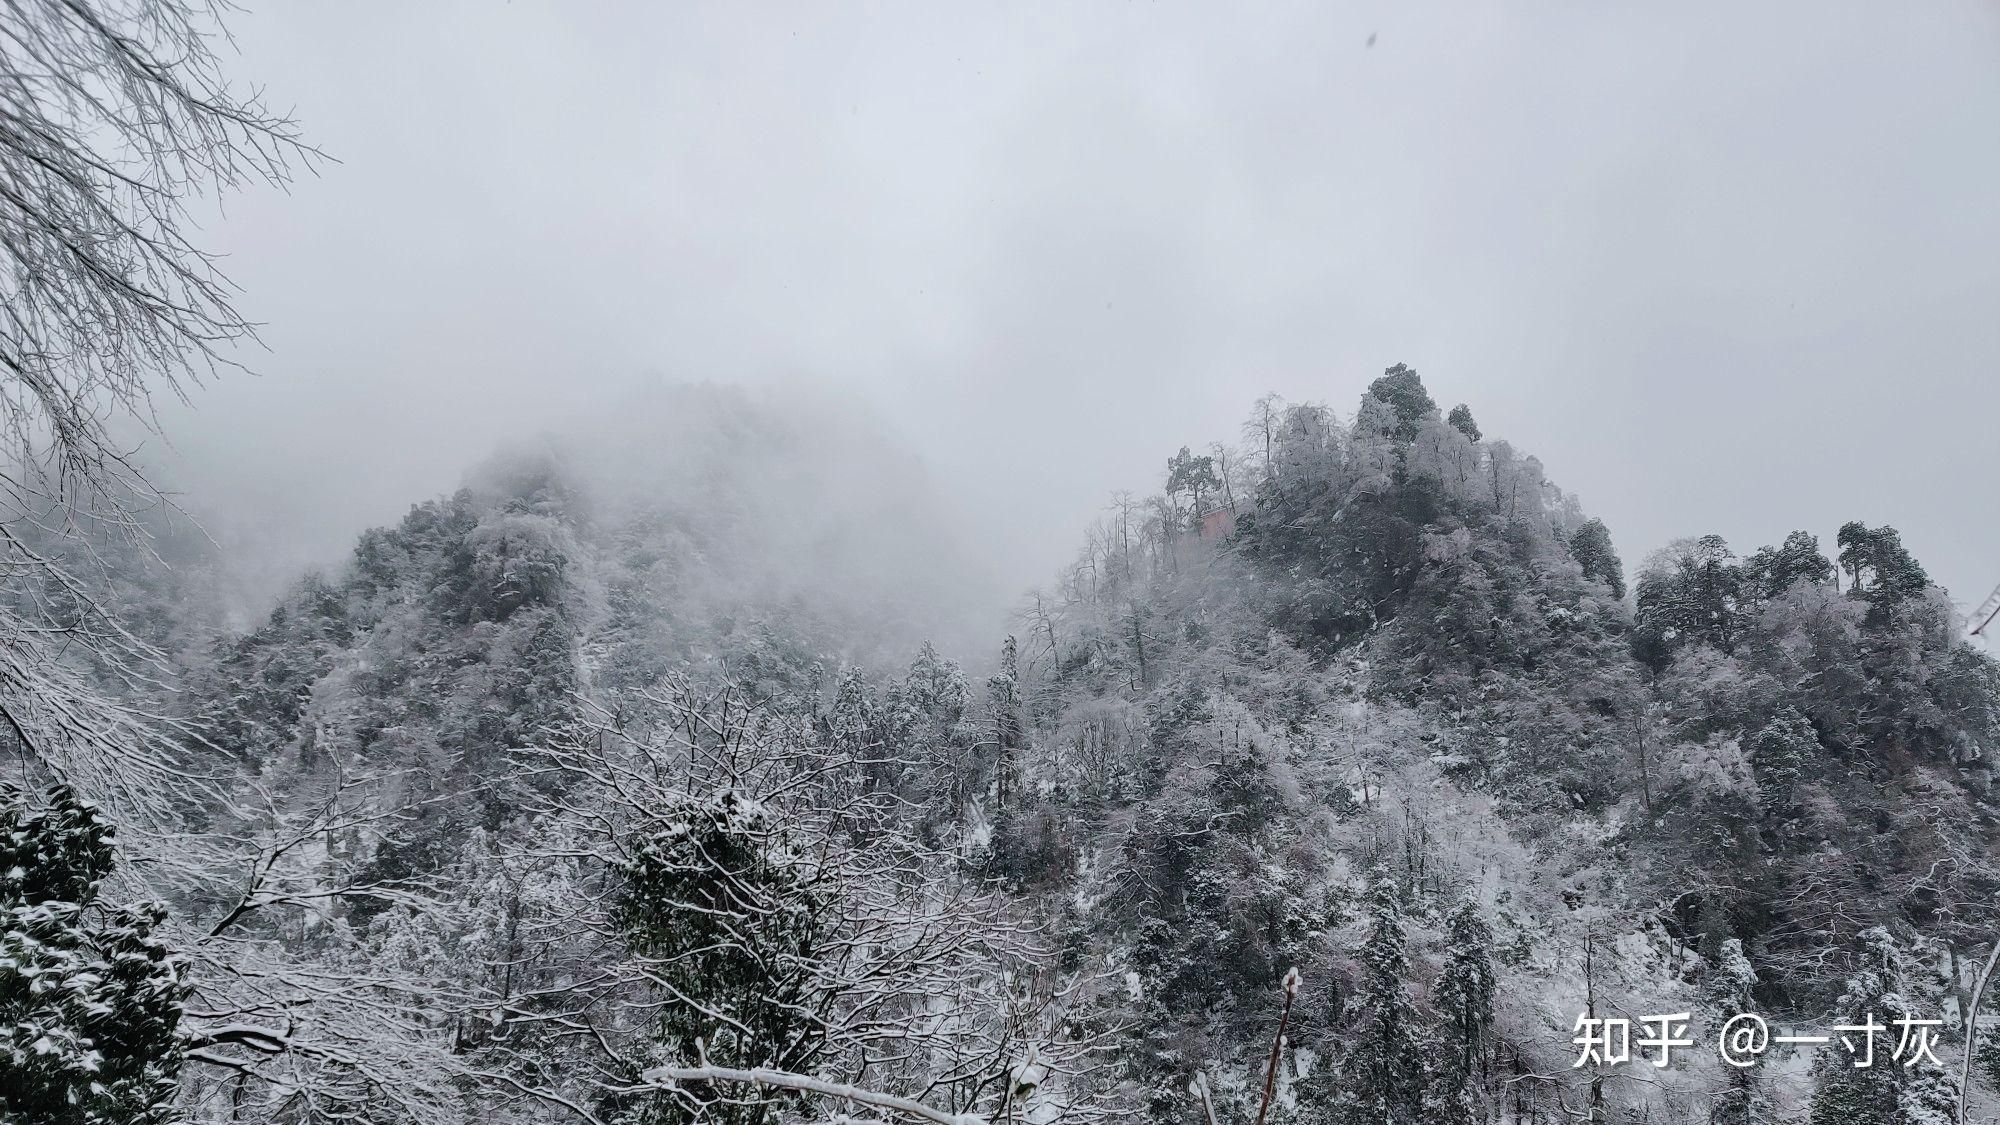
top-left (8, 371), bottom-right (2000, 1125)
top-left (7, 2), bottom-right (1997, 1123)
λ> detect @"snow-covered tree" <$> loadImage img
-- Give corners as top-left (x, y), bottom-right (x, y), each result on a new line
top-left (535, 677), bottom-right (1125, 1125)
top-left (0, 784), bottom-right (188, 1125)
top-left (1444, 403), bottom-right (1481, 442)
top-left (1567, 518), bottom-right (1626, 599)
top-left (1706, 939), bottom-right (1767, 1125)
top-left (607, 789), bottom-right (826, 1125)
top-left (1428, 902), bottom-right (1494, 1123)
top-left (1805, 929), bottom-right (1957, 1125)
top-left (1338, 880), bottom-right (1428, 1125)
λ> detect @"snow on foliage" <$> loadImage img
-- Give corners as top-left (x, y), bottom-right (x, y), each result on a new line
top-left (6, 367), bottom-right (1998, 1125)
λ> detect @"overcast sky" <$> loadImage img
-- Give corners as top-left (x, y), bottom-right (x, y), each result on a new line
top-left (160, 1), bottom-right (2000, 632)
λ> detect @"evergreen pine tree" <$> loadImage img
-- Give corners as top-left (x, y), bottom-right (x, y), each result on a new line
top-left (1633, 534), bottom-right (1743, 666)
top-left (1706, 940), bottom-right (1768, 1125)
top-left (1742, 530), bottom-right (1833, 601)
top-left (988, 635), bottom-right (1024, 808)
top-left (891, 644), bottom-right (975, 811)
top-left (1364, 365), bottom-right (1436, 443)
top-left (1339, 879), bottom-right (1429, 1125)
top-left (1805, 929), bottom-right (1958, 1125)
top-left (1807, 1049), bottom-right (1899, 1125)
top-left (607, 790), bottom-right (824, 1125)
top-left (1748, 709), bottom-right (1820, 815)
top-left (1166, 446), bottom-right (1223, 517)
top-left (1444, 403), bottom-right (1481, 442)
top-left (1428, 902), bottom-right (1495, 1124)
top-left (0, 784), bottom-right (188, 1125)
top-left (1567, 519), bottom-right (1627, 599)
top-left (828, 666), bottom-right (880, 756)
top-left (1836, 522), bottom-right (1931, 618)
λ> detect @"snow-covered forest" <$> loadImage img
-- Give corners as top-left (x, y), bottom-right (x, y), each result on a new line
top-left (6, 3), bottom-right (2000, 1125)
top-left (13, 366), bottom-right (2000, 1124)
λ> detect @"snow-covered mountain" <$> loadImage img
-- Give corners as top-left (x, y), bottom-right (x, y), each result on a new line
top-left (10, 370), bottom-right (1999, 1125)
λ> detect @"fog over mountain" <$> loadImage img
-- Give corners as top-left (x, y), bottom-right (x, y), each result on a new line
top-left (162, 382), bottom-right (1007, 656)
top-left (151, 0), bottom-right (2000, 622)
top-left (6, 5), bottom-right (2000, 1125)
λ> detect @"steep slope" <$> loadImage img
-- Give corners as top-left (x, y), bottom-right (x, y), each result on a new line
top-left (977, 366), bottom-right (2000, 1123)
top-left (25, 374), bottom-right (1998, 1125)
top-left (137, 388), bottom-right (1055, 1123)
top-left (186, 385), bottom-right (997, 888)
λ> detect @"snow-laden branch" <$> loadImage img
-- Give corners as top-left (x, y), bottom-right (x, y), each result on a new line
top-left (640, 1062), bottom-right (987, 1125)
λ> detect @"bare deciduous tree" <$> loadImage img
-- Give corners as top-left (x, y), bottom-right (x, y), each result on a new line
top-left (0, 7), bottom-right (361, 1119)
top-left (0, 0), bottom-right (313, 821)
top-left (1, 0), bottom-right (312, 510)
